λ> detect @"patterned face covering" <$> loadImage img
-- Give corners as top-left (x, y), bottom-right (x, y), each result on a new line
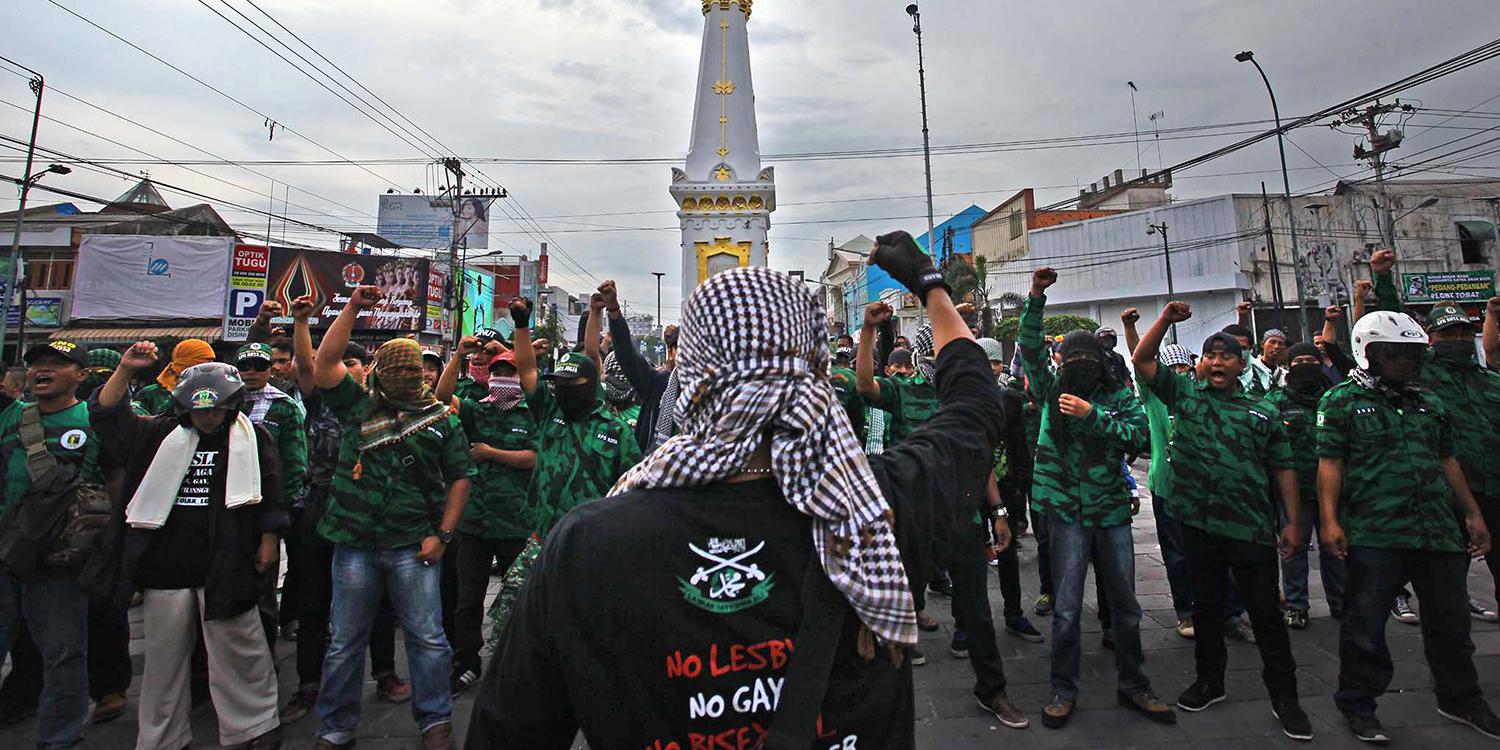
top-left (368, 339), bottom-right (436, 411)
top-left (608, 266), bottom-right (917, 646)
top-left (483, 376), bottom-right (524, 411)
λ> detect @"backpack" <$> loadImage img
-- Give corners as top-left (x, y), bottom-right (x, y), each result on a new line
top-left (0, 405), bottom-right (112, 579)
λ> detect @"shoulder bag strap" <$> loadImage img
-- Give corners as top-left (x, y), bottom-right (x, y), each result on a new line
top-left (18, 404), bottom-right (58, 482)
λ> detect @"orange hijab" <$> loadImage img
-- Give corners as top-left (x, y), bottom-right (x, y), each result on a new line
top-left (157, 339), bottom-right (216, 391)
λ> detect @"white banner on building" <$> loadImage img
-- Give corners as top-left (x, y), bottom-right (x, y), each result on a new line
top-left (73, 235), bottom-right (233, 321)
top-left (376, 195), bottom-right (488, 250)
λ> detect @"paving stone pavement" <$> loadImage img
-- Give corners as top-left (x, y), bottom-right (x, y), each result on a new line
top-left (3, 463), bottom-right (1498, 748)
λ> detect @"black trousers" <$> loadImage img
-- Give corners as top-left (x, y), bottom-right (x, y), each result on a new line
top-left (948, 546), bottom-right (1007, 702)
top-left (294, 526), bottom-right (397, 689)
top-left (1335, 546), bottom-right (1481, 717)
top-left (1031, 507), bottom-right (1053, 597)
top-left (0, 598), bottom-right (133, 708)
top-left (452, 535), bottom-right (528, 675)
top-left (1184, 525), bottom-right (1298, 702)
top-left (992, 541), bottom-right (1023, 622)
top-left (1481, 500), bottom-right (1500, 610)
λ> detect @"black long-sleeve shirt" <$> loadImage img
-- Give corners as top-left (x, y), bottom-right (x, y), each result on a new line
top-left (465, 339), bottom-right (1003, 749)
top-left (607, 313), bottom-right (672, 452)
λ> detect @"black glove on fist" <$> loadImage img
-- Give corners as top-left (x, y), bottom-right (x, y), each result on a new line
top-left (510, 299), bottom-right (533, 329)
top-left (872, 230), bottom-right (950, 304)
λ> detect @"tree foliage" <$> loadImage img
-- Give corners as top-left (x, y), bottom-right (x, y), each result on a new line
top-left (994, 314), bottom-right (1100, 343)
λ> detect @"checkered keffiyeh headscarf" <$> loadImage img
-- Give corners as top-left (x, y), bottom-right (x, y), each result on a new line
top-left (913, 324), bottom-right (936, 383)
top-left (609, 266), bottom-right (917, 646)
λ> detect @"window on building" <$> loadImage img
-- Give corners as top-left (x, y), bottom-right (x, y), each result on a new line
top-left (25, 252), bottom-right (75, 290)
top-left (1008, 210), bottom-right (1023, 240)
top-left (1457, 220), bottom-right (1494, 264)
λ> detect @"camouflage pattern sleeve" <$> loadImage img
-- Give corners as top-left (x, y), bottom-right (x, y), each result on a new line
top-left (865, 375), bottom-right (900, 410)
top-left (1435, 399), bottom-right (1456, 459)
top-left (1143, 358), bottom-right (1189, 407)
top-left (440, 415), bottom-right (478, 483)
top-left (267, 398), bottom-right (308, 504)
top-left (1078, 389), bottom-right (1149, 455)
top-left (1265, 405), bottom-right (1295, 469)
top-left (1018, 295), bottom-right (1056, 401)
top-left (1316, 389), bottom-right (1350, 459)
top-left (1373, 269), bottom-right (1405, 313)
top-left (319, 373), bottom-right (368, 424)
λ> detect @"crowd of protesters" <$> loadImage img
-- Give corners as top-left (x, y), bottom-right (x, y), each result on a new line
top-left (0, 236), bottom-right (1498, 749)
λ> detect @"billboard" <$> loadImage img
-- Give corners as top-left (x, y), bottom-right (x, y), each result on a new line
top-left (73, 235), bottom-right (233, 320)
top-left (376, 195), bottom-right (488, 250)
top-left (264, 248), bottom-right (428, 331)
top-left (1402, 271), bottom-right (1495, 304)
top-left (461, 269), bottom-right (495, 339)
top-left (425, 260), bottom-right (451, 339)
top-left (8, 295), bottom-right (64, 328)
top-left (222, 244), bottom-right (270, 342)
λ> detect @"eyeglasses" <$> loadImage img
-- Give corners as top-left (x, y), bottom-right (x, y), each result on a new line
top-left (237, 360), bottom-right (272, 372)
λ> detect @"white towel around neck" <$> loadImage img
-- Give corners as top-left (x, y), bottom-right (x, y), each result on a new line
top-left (125, 412), bottom-right (262, 530)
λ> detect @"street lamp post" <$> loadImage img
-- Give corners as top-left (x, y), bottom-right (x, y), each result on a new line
top-left (651, 271), bottom-right (665, 337)
top-left (1, 58), bottom-right (48, 364)
top-left (1147, 221), bottom-right (1176, 343)
top-left (906, 4), bottom-right (933, 327)
top-left (1236, 50), bottom-right (1311, 342)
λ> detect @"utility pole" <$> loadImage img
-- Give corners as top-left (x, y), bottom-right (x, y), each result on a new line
top-left (1260, 183), bottom-right (1288, 333)
top-left (443, 157), bottom-right (464, 348)
top-left (2, 58), bottom-right (44, 365)
top-left (906, 4), bottom-right (933, 328)
top-left (1336, 101), bottom-right (1412, 249)
top-left (1146, 221), bottom-right (1176, 343)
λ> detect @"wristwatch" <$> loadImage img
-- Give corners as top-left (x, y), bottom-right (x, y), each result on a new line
top-left (992, 506), bottom-right (1010, 519)
top-left (436, 529), bottom-right (455, 545)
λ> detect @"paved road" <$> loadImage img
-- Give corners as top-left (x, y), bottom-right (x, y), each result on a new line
top-left (4, 464), bottom-right (1497, 748)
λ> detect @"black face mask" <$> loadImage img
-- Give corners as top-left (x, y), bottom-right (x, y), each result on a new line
top-left (1057, 359), bottom-right (1103, 397)
top-left (1285, 363), bottom-right (1329, 395)
top-left (1368, 344), bottom-right (1424, 385)
top-left (1432, 340), bottom-right (1474, 368)
top-left (555, 380), bottom-right (599, 421)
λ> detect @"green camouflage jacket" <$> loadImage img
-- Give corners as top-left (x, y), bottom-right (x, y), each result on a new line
top-left (1145, 366), bottom-right (1293, 545)
top-left (455, 377), bottom-right (489, 404)
top-left (458, 399), bottom-right (536, 540)
top-left (243, 392), bottom-right (308, 508)
top-left (1317, 379), bottom-right (1464, 553)
top-left (1370, 269), bottom-right (1500, 500)
top-left (524, 383), bottom-right (643, 535)
top-left (865, 374), bottom-right (938, 447)
top-left (1020, 294), bottom-right (1149, 527)
top-left (1264, 386), bottom-right (1323, 507)
top-left (317, 374), bottom-right (477, 550)
top-left (131, 383), bottom-right (174, 417)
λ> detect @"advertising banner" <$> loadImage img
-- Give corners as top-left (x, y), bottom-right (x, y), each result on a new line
top-left (265, 248), bottom-right (428, 331)
top-left (8, 295), bottom-right (64, 328)
top-left (222, 244), bottom-right (270, 342)
top-left (520, 259), bottom-right (537, 302)
top-left (73, 235), bottom-right (233, 320)
top-left (461, 269), bottom-right (495, 339)
top-left (376, 195), bottom-right (488, 250)
top-left (1402, 271), bottom-right (1496, 304)
top-left (425, 260), bottom-right (450, 339)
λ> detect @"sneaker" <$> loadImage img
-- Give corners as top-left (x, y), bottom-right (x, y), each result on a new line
top-left (1284, 608), bottom-right (1310, 631)
top-left (376, 674), bottom-right (411, 703)
top-left (910, 646), bottom-right (927, 667)
top-left (422, 723), bottom-right (453, 750)
top-left (977, 692), bottom-right (1029, 729)
top-left (916, 611), bottom-right (941, 632)
top-left (245, 726), bottom-right (284, 750)
top-left (1229, 619), bottom-right (1257, 643)
top-left (1005, 616), bottom-right (1045, 643)
top-left (1175, 618), bottom-right (1195, 639)
top-left (985, 545), bottom-right (999, 568)
top-left (1273, 700), bottom-right (1314, 741)
top-left (1041, 695), bottom-right (1074, 729)
top-left (1391, 594), bottom-right (1419, 625)
top-left (1176, 681), bottom-right (1226, 712)
top-left (1470, 598), bottom-right (1499, 624)
top-left (281, 688), bottom-right (318, 724)
top-left (91, 691), bottom-right (128, 724)
top-left (450, 668), bottom-right (480, 697)
top-left (1101, 628), bottom-right (1115, 651)
top-left (1438, 703), bottom-right (1500, 741)
top-left (950, 630), bottom-right (969, 659)
top-left (1345, 712), bottom-right (1389, 744)
top-left (1034, 594), bottom-right (1054, 616)
top-left (1118, 691), bottom-right (1177, 724)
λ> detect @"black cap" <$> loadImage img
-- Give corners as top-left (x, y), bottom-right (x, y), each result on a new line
top-left (24, 340), bottom-right (89, 367)
top-left (1287, 342), bottom-right (1321, 363)
top-left (887, 348), bottom-right (913, 367)
top-left (1202, 332), bottom-right (1245, 359)
top-left (1057, 330), bottom-right (1104, 362)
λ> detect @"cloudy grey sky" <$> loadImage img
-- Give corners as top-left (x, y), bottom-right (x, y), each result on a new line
top-left (3, 0), bottom-right (1497, 321)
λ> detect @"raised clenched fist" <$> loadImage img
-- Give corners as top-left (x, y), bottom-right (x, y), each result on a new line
top-left (1369, 249), bottom-right (1396, 274)
top-left (1121, 308), bottom-right (1140, 326)
top-left (122, 341), bottom-right (158, 371)
top-left (289, 295), bottom-right (316, 321)
top-left (1031, 267), bottom-right (1058, 294)
top-left (1487, 296), bottom-right (1500, 315)
top-left (348, 285), bottom-right (382, 310)
top-left (598, 280), bottom-right (619, 311)
top-left (1163, 301), bottom-right (1192, 323)
top-left (509, 297), bottom-right (533, 328)
top-left (457, 336), bottom-right (481, 357)
top-left (589, 292), bottom-right (606, 313)
top-left (1236, 300), bottom-right (1253, 314)
top-left (864, 301), bottom-right (894, 328)
top-left (1325, 305), bottom-right (1343, 320)
top-left (258, 300), bottom-right (284, 320)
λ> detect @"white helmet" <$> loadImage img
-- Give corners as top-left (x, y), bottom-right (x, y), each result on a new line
top-left (1350, 311), bottom-right (1429, 369)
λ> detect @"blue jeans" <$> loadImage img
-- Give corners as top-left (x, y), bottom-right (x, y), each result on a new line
top-left (0, 573), bottom-right (88, 749)
top-left (317, 545), bottom-right (453, 744)
top-left (1280, 511), bottom-right (1346, 614)
top-left (1046, 513), bottom-right (1151, 701)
